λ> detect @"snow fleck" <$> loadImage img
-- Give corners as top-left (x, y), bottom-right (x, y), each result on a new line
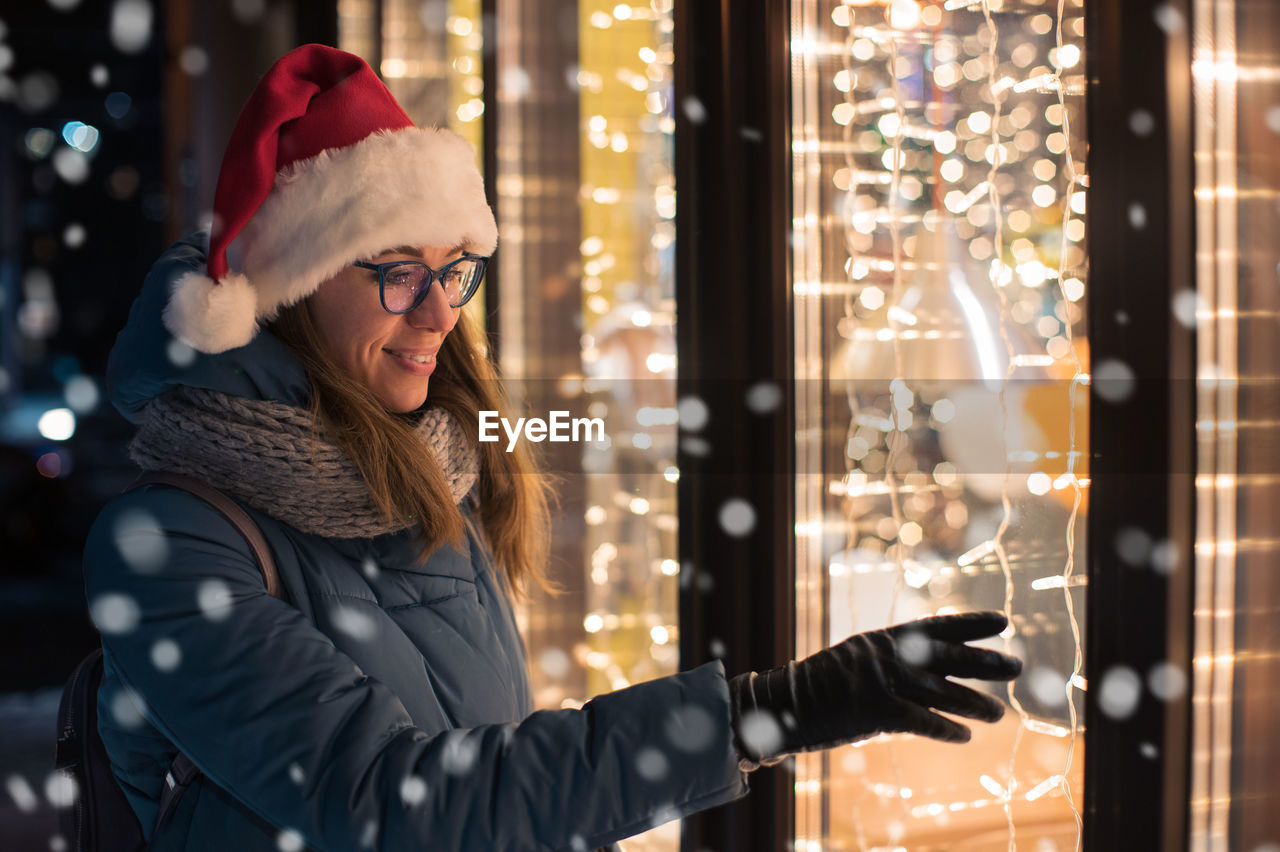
top-left (6, 774), bottom-right (38, 813)
top-left (677, 396), bottom-right (709, 431)
top-left (683, 96), bottom-right (706, 124)
top-left (52, 148), bottom-right (90, 184)
top-left (63, 370), bottom-right (94, 411)
top-left (150, 638), bottom-right (181, 672)
top-left (737, 710), bottom-right (784, 758)
top-left (113, 508), bottom-right (168, 572)
top-left (197, 579), bottom-right (233, 621)
top-left (1127, 203), bottom-right (1148, 230)
top-left (1268, 107), bottom-right (1280, 135)
top-left (90, 593), bottom-right (140, 635)
top-left (539, 647), bottom-right (570, 679)
top-left (1139, 741), bottom-right (1158, 759)
top-left (50, 834), bottom-right (68, 852)
top-left (399, 774), bottom-right (427, 806)
top-left (636, 747), bottom-right (669, 781)
top-left (718, 499), bottom-right (756, 538)
top-left (501, 66), bottom-right (531, 99)
top-left (287, 763), bottom-right (305, 785)
top-left (897, 630), bottom-right (931, 666)
top-left (276, 828), bottom-right (304, 851)
top-left (1148, 662), bottom-right (1186, 701)
top-left (90, 64), bottom-right (109, 87)
top-left (48, 0), bottom-right (83, 9)
top-left (1097, 666), bottom-right (1141, 720)
top-left (1151, 539), bottom-right (1178, 575)
top-left (18, 71), bottom-right (59, 112)
top-left (109, 687), bottom-right (147, 729)
top-left (179, 46), bottom-right (208, 76)
top-left (1115, 526), bottom-right (1152, 566)
top-left (333, 606), bottom-right (376, 641)
top-left (166, 338), bottom-right (197, 367)
top-left (1092, 359), bottom-right (1135, 404)
top-left (569, 835), bottom-right (588, 852)
top-left (361, 557), bottom-right (380, 580)
top-left (649, 802), bottom-right (679, 830)
top-left (1153, 3), bottom-right (1185, 35)
top-left (681, 435), bottom-right (711, 457)
top-left (1027, 667), bottom-right (1067, 708)
top-left (1129, 109), bottom-right (1155, 137)
top-left (231, 0), bottom-right (265, 23)
top-left (44, 771), bottom-right (78, 808)
top-left (746, 382), bottom-right (782, 414)
top-left (665, 705), bottom-right (715, 753)
top-left (110, 0), bottom-right (153, 54)
top-left (441, 732), bottom-right (480, 775)
top-left (359, 819), bottom-right (378, 849)
top-left (709, 638), bottom-right (726, 659)
top-left (62, 223), bottom-right (87, 250)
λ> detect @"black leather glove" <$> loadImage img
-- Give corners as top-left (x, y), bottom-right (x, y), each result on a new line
top-left (728, 611), bottom-right (1022, 767)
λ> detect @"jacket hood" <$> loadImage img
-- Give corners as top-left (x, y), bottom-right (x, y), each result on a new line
top-left (108, 232), bottom-right (313, 424)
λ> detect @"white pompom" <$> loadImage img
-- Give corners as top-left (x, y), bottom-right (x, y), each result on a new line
top-left (162, 269), bottom-right (260, 354)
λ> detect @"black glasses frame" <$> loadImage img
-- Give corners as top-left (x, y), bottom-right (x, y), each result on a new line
top-left (353, 253), bottom-right (490, 313)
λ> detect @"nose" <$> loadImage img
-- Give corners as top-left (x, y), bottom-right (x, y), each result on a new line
top-left (404, 276), bottom-right (460, 332)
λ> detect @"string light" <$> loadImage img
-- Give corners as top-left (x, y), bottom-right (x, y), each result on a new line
top-left (791, 0), bottom-right (1088, 847)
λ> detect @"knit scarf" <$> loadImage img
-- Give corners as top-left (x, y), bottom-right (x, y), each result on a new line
top-left (128, 385), bottom-right (479, 538)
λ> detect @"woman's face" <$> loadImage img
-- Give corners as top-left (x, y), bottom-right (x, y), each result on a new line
top-left (308, 244), bottom-right (464, 413)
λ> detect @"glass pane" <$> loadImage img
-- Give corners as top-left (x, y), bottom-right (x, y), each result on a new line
top-left (1190, 0), bottom-right (1280, 845)
top-left (492, 2), bottom-right (678, 849)
top-left (790, 1), bottom-right (1089, 849)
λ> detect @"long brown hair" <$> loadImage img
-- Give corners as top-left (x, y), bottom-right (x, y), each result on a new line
top-left (267, 300), bottom-right (562, 603)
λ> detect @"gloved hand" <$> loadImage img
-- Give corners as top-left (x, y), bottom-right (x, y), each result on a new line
top-left (728, 611), bottom-right (1022, 767)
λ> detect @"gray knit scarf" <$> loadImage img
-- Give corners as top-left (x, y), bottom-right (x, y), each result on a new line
top-left (129, 386), bottom-right (479, 538)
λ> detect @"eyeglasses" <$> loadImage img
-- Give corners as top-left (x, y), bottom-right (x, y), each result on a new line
top-left (353, 253), bottom-right (490, 313)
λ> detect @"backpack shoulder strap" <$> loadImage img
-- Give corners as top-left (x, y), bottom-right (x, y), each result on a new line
top-left (124, 471), bottom-right (283, 599)
top-left (119, 471), bottom-right (285, 839)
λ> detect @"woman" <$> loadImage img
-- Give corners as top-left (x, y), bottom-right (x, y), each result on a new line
top-left (85, 45), bottom-right (1021, 851)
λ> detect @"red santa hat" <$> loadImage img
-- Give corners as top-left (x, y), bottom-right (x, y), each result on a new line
top-left (164, 43), bottom-right (498, 354)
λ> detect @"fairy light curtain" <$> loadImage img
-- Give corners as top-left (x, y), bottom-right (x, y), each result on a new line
top-left (791, 1), bottom-right (1088, 849)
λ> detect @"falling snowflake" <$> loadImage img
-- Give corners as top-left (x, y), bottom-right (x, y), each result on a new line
top-left (113, 508), bottom-right (168, 572)
top-left (1097, 666), bottom-right (1141, 720)
top-left (665, 705), bottom-right (715, 753)
top-left (399, 774), bottom-right (427, 807)
top-left (896, 630), bottom-right (931, 666)
top-left (109, 687), bottom-right (147, 729)
top-left (736, 710), bottom-right (783, 758)
top-left (635, 747), bottom-right (669, 781)
top-left (441, 732), bottom-right (480, 775)
top-left (332, 606), bottom-right (376, 641)
top-left (717, 499), bottom-right (755, 538)
top-left (89, 593), bottom-right (140, 635)
top-left (110, 0), bottom-right (153, 54)
top-left (6, 775), bottom-right (38, 813)
top-left (44, 771), bottom-right (78, 809)
top-left (150, 638), bottom-right (181, 672)
top-left (275, 829), bottom-right (304, 851)
top-left (197, 579), bottom-right (233, 621)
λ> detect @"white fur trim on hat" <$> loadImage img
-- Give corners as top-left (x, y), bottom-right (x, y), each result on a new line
top-left (163, 269), bottom-right (259, 354)
top-left (234, 126), bottom-right (498, 322)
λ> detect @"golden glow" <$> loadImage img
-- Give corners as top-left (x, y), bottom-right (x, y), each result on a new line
top-left (790, 0), bottom-right (1089, 847)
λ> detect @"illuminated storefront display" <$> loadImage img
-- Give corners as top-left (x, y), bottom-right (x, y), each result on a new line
top-left (790, 1), bottom-right (1088, 847)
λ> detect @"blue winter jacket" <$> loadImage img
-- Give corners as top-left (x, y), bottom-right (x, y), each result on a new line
top-left (84, 234), bottom-right (750, 851)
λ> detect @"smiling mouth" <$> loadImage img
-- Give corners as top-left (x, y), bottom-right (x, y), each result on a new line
top-left (385, 348), bottom-right (436, 364)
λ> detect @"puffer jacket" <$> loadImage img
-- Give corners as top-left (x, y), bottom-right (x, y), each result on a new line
top-left (83, 233), bottom-right (750, 851)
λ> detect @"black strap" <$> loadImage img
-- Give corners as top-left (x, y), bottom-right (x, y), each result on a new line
top-left (126, 470), bottom-right (283, 599)
top-left (122, 470), bottom-right (285, 837)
